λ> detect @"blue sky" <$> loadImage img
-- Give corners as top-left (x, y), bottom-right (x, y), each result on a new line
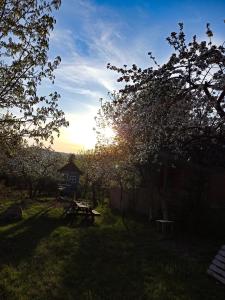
top-left (46, 0), bottom-right (225, 153)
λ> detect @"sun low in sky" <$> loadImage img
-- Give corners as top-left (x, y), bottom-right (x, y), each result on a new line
top-left (46, 0), bottom-right (225, 153)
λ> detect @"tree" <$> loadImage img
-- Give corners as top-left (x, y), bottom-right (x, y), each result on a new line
top-left (96, 24), bottom-right (225, 219)
top-left (78, 149), bottom-right (112, 207)
top-left (101, 23), bottom-right (225, 168)
top-left (0, 0), bottom-right (68, 153)
top-left (79, 144), bottom-right (139, 207)
top-left (6, 145), bottom-right (64, 198)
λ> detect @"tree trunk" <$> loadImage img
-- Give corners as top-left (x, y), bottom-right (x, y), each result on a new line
top-left (160, 163), bottom-right (169, 220)
top-left (92, 183), bottom-right (97, 208)
top-left (119, 180), bottom-right (123, 212)
top-left (82, 176), bottom-right (89, 199)
top-left (28, 183), bottom-right (34, 199)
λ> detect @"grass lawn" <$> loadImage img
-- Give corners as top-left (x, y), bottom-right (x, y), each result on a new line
top-left (0, 198), bottom-right (224, 300)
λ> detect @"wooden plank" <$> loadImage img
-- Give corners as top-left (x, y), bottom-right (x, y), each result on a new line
top-left (208, 245), bottom-right (225, 285)
top-left (155, 220), bottom-right (174, 223)
top-left (215, 254), bottom-right (225, 264)
top-left (212, 258), bottom-right (225, 270)
top-left (218, 250), bottom-right (225, 258)
top-left (92, 210), bottom-right (101, 216)
top-left (76, 202), bottom-right (89, 208)
top-left (209, 264), bottom-right (225, 278)
top-left (207, 269), bottom-right (225, 285)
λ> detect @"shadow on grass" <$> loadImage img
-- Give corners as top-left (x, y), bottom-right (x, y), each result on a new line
top-left (59, 226), bottom-right (146, 300)
top-left (57, 210), bottom-right (225, 300)
top-left (0, 204), bottom-right (224, 300)
top-left (0, 207), bottom-right (62, 268)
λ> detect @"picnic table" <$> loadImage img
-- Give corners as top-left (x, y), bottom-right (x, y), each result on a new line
top-left (63, 201), bottom-right (100, 225)
top-left (155, 219), bottom-right (175, 234)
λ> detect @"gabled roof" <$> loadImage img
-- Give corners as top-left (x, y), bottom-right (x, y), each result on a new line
top-left (58, 161), bottom-right (82, 174)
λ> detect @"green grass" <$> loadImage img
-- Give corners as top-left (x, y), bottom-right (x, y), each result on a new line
top-left (0, 199), bottom-right (224, 300)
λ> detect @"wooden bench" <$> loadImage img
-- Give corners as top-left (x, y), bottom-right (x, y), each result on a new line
top-left (207, 245), bottom-right (225, 284)
top-left (156, 219), bottom-right (175, 234)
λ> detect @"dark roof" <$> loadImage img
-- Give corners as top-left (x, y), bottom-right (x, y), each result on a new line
top-left (58, 161), bottom-right (83, 174)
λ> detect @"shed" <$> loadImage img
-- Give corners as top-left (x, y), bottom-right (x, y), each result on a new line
top-left (59, 160), bottom-right (82, 186)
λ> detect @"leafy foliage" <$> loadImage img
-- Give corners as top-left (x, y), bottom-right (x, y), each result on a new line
top-left (0, 0), bottom-right (68, 153)
top-left (100, 24), bottom-right (225, 167)
top-left (5, 145), bottom-right (64, 198)
top-left (80, 145), bottom-right (138, 189)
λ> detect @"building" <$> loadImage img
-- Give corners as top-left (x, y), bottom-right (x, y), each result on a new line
top-left (58, 155), bottom-right (82, 196)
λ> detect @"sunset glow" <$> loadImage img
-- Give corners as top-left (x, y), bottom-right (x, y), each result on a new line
top-left (48, 0), bottom-right (224, 153)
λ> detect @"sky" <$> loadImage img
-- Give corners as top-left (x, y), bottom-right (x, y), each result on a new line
top-left (45, 0), bottom-right (225, 153)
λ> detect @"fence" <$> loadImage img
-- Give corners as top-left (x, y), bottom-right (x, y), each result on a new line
top-left (109, 164), bottom-right (225, 234)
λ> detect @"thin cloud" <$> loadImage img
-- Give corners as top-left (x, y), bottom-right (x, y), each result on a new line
top-left (47, 0), bottom-right (178, 152)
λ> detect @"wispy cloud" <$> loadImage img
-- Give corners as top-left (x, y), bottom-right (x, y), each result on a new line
top-left (51, 0), bottom-right (159, 97)
top-left (46, 0), bottom-right (168, 152)
top-left (48, 0), bottom-right (225, 152)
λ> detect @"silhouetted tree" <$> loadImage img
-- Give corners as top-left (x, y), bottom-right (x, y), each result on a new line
top-left (0, 0), bottom-right (68, 154)
top-left (100, 23), bottom-right (225, 168)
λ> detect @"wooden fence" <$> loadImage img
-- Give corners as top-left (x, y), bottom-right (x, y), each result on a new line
top-left (109, 164), bottom-right (225, 233)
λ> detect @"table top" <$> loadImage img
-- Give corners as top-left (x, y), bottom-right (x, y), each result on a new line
top-left (74, 201), bottom-right (91, 209)
top-left (156, 219), bottom-right (174, 223)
